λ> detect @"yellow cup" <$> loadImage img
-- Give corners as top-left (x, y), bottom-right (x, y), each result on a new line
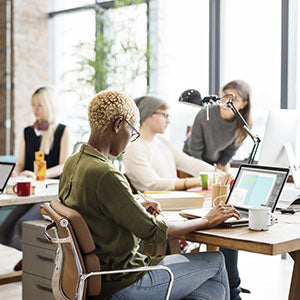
top-left (211, 184), bottom-right (229, 207)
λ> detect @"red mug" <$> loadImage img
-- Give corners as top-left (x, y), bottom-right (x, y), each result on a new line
top-left (12, 182), bottom-right (32, 197)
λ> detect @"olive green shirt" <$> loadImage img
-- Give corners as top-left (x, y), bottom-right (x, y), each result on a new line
top-left (59, 145), bottom-right (168, 299)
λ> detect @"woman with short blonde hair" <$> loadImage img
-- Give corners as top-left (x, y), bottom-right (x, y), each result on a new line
top-left (59, 90), bottom-right (237, 300)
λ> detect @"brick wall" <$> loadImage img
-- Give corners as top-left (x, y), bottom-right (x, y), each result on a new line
top-left (0, 0), bottom-right (8, 154)
top-left (0, 0), bottom-right (49, 155)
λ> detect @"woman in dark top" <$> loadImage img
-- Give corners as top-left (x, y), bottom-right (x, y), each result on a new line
top-left (0, 86), bottom-right (71, 257)
top-left (182, 80), bottom-right (253, 300)
top-left (23, 123), bottom-right (66, 177)
top-left (183, 80), bottom-right (252, 172)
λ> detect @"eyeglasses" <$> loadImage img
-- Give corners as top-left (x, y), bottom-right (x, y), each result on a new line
top-left (153, 112), bottom-right (172, 120)
top-left (122, 119), bottom-right (140, 142)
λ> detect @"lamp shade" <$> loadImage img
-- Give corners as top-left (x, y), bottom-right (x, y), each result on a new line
top-left (178, 89), bottom-right (202, 107)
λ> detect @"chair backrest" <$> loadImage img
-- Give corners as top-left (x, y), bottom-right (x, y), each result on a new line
top-left (42, 199), bottom-right (101, 299)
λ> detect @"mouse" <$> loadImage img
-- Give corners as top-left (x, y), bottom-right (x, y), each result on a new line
top-left (280, 195), bottom-right (300, 214)
top-left (291, 196), bottom-right (300, 205)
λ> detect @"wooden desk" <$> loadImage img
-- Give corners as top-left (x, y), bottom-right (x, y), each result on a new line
top-left (179, 213), bottom-right (300, 300)
top-left (0, 187), bottom-right (58, 285)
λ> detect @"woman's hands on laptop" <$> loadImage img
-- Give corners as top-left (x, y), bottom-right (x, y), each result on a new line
top-left (203, 204), bottom-right (241, 228)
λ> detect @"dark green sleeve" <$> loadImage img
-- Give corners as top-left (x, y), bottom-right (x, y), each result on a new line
top-left (97, 169), bottom-right (168, 244)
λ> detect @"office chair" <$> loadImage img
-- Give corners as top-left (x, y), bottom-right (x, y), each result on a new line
top-left (42, 199), bottom-right (174, 300)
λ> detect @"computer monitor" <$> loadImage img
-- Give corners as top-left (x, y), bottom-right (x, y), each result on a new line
top-left (258, 109), bottom-right (300, 168)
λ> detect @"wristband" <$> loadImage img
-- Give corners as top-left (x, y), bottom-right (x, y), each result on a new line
top-left (184, 178), bottom-right (188, 190)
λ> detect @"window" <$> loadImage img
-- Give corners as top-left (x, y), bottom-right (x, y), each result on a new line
top-left (296, 1), bottom-right (300, 109)
top-left (49, 0), bottom-right (298, 162)
top-left (50, 2), bottom-right (147, 144)
top-left (52, 0), bottom-right (95, 11)
top-left (152, 0), bottom-right (210, 149)
top-left (51, 8), bottom-right (96, 143)
top-left (103, 4), bottom-right (147, 97)
top-left (220, 0), bottom-right (281, 160)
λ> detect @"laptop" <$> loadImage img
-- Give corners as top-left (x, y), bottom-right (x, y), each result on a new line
top-left (181, 164), bottom-right (289, 227)
top-left (0, 162), bottom-right (16, 194)
top-left (223, 164), bottom-right (289, 226)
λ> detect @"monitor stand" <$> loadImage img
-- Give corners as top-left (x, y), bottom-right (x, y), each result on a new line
top-left (283, 143), bottom-right (300, 189)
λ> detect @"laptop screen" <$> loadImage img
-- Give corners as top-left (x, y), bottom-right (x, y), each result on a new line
top-left (0, 162), bottom-right (16, 192)
top-left (226, 164), bottom-right (289, 211)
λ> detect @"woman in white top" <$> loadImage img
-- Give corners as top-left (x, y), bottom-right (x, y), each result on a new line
top-left (123, 95), bottom-right (217, 192)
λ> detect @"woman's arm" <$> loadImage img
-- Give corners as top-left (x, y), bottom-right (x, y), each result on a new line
top-left (165, 138), bottom-right (225, 190)
top-left (217, 162), bottom-right (230, 173)
top-left (174, 177), bottom-right (201, 190)
top-left (46, 127), bottom-right (71, 178)
top-left (173, 145), bottom-right (215, 175)
top-left (123, 142), bottom-right (178, 191)
top-left (218, 141), bottom-right (239, 167)
top-left (166, 204), bottom-right (240, 237)
top-left (11, 132), bottom-right (34, 177)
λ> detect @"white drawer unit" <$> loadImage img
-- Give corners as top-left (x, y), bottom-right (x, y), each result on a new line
top-left (22, 219), bottom-right (56, 300)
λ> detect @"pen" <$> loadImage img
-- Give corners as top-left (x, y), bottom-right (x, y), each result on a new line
top-left (144, 191), bottom-right (170, 194)
top-left (137, 191), bottom-right (164, 216)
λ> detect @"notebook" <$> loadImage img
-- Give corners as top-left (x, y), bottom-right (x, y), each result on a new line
top-left (143, 191), bottom-right (204, 211)
top-left (181, 164), bottom-right (290, 227)
top-left (0, 162), bottom-right (16, 194)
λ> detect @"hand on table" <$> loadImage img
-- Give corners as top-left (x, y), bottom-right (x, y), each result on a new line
top-left (17, 170), bottom-right (36, 179)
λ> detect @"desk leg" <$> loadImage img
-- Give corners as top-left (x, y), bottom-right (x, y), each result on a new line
top-left (168, 239), bottom-right (181, 254)
top-left (288, 250), bottom-right (300, 300)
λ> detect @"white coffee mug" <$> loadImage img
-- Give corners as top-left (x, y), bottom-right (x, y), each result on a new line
top-left (248, 206), bottom-right (275, 231)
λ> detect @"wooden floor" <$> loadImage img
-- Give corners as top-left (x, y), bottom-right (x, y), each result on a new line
top-left (0, 244), bottom-right (22, 300)
top-left (0, 243), bottom-right (294, 299)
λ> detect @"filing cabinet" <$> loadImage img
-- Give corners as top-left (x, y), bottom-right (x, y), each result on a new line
top-left (22, 219), bottom-right (57, 300)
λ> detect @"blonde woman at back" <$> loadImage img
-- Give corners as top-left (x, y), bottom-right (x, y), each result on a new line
top-left (12, 86), bottom-right (70, 178)
top-left (0, 86), bottom-right (71, 268)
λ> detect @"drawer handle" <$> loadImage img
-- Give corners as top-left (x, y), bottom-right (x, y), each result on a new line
top-left (36, 237), bottom-right (52, 244)
top-left (36, 283), bottom-right (53, 293)
top-left (37, 254), bottom-right (54, 263)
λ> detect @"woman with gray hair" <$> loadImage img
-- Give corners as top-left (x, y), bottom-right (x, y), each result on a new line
top-left (58, 90), bottom-right (239, 300)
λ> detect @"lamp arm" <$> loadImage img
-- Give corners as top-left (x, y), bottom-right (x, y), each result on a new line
top-left (226, 99), bottom-right (261, 164)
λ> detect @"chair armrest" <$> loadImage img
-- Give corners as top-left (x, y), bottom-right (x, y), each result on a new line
top-left (44, 221), bottom-right (71, 244)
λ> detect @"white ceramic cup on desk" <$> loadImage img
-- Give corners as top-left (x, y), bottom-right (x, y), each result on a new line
top-left (249, 206), bottom-right (275, 231)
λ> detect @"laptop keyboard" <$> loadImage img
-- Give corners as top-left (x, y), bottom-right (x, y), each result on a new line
top-left (239, 212), bottom-right (249, 219)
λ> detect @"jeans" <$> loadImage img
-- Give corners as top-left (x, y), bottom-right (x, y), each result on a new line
top-left (0, 203), bottom-right (42, 250)
top-left (111, 252), bottom-right (230, 300)
top-left (220, 248), bottom-right (241, 300)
